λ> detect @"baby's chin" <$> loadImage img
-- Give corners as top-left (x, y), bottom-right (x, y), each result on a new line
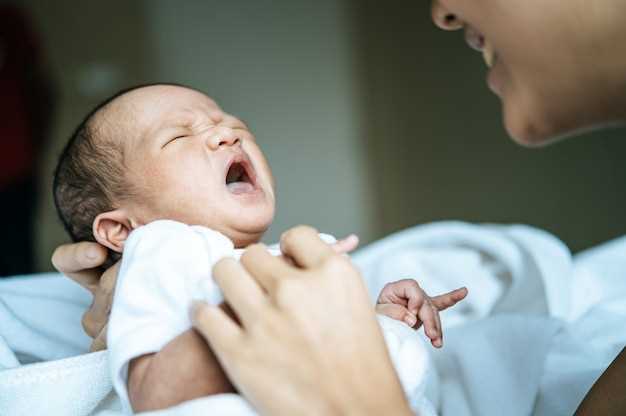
top-left (228, 225), bottom-right (270, 248)
top-left (225, 209), bottom-right (275, 248)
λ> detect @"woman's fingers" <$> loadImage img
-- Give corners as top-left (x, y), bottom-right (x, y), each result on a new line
top-left (431, 287), bottom-right (468, 311)
top-left (280, 226), bottom-right (335, 268)
top-left (89, 324), bottom-right (108, 352)
top-left (192, 234), bottom-right (412, 416)
top-left (192, 302), bottom-right (242, 352)
top-left (240, 244), bottom-right (294, 293)
top-left (332, 234), bottom-right (360, 255)
top-left (51, 242), bottom-right (108, 292)
top-left (81, 261), bottom-right (120, 336)
top-left (212, 257), bottom-right (267, 325)
top-left (52, 241), bottom-right (120, 348)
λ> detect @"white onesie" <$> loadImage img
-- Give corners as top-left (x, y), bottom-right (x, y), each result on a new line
top-left (108, 220), bottom-right (435, 415)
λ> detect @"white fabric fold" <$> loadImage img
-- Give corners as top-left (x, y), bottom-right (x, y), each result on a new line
top-left (108, 220), bottom-right (429, 415)
top-left (0, 222), bottom-right (624, 416)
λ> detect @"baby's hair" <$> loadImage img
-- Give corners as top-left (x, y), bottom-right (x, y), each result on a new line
top-left (53, 82), bottom-right (192, 267)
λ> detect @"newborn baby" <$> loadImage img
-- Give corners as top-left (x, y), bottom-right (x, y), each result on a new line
top-left (52, 84), bottom-right (466, 414)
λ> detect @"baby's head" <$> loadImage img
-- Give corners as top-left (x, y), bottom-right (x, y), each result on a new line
top-left (54, 84), bottom-right (276, 263)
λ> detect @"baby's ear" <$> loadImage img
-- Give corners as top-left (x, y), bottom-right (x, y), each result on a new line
top-left (93, 210), bottom-right (133, 253)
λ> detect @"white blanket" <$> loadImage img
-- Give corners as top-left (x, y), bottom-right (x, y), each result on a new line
top-left (0, 222), bottom-right (624, 415)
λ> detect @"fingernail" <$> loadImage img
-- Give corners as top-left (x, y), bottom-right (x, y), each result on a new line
top-left (435, 338), bottom-right (443, 348)
top-left (404, 315), bottom-right (417, 327)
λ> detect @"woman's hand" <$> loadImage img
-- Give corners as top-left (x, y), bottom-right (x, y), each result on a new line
top-left (49, 232), bottom-right (358, 354)
top-left (331, 233), bottom-right (359, 255)
top-left (51, 242), bottom-right (119, 351)
top-left (192, 226), bottom-right (412, 416)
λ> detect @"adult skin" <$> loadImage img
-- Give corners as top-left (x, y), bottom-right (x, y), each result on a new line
top-left (53, 0), bottom-right (626, 414)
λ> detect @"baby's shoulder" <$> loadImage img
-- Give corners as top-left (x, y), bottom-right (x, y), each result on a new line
top-left (125, 220), bottom-right (234, 258)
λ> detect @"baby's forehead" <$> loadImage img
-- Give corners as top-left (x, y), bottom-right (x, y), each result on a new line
top-left (118, 85), bottom-right (220, 123)
top-left (94, 85), bottom-right (221, 141)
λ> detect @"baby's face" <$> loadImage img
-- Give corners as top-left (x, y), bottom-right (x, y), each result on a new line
top-left (107, 85), bottom-right (275, 247)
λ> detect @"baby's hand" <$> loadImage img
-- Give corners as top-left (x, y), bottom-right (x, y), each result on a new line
top-left (376, 279), bottom-right (467, 348)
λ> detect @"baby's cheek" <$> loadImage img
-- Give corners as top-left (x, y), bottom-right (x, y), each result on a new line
top-left (252, 152), bottom-right (275, 190)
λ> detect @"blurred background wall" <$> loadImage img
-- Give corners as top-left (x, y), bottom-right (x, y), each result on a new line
top-left (19, 0), bottom-right (373, 272)
top-left (4, 0), bottom-right (626, 274)
top-left (351, 0), bottom-right (626, 252)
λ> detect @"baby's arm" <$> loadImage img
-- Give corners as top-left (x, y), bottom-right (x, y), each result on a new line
top-left (128, 326), bottom-right (234, 412)
top-left (121, 228), bottom-right (358, 412)
top-left (107, 221), bottom-right (241, 413)
top-left (376, 279), bottom-right (467, 347)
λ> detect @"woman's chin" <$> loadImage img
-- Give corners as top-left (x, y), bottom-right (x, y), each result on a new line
top-left (502, 97), bottom-right (572, 148)
top-left (500, 82), bottom-right (618, 147)
top-left (505, 121), bottom-right (550, 148)
top-left (504, 111), bottom-right (601, 148)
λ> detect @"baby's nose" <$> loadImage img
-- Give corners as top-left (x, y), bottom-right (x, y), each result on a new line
top-left (207, 127), bottom-right (241, 150)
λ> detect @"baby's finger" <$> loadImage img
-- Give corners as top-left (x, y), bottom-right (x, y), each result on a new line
top-left (405, 282), bottom-right (426, 316)
top-left (419, 302), bottom-right (442, 348)
top-left (434, 305), bottom-right (443, 346)
top-left (378, 279), bottom-right (419, 307)
top-left (332, 234), bottom-right (359, 255)
top-left (431, 287), bottom-right (468, 311)
top-left (376, 303), bottom-right (417, 328)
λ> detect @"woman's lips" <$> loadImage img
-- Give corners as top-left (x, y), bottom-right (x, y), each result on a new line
top-left (486, 61), bottom-right (503, 96)
top-left (464, 26), bottom-right (498, 69)
top-left (464, 26), bottom-right (501, 95)
top-left (482, 41), bottom-right (496, 68)
top-left (464, 26), bottom-right (484, 52)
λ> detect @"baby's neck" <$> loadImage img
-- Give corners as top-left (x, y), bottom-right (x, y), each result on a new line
top-left (208, 225), bottom-right (264, 249)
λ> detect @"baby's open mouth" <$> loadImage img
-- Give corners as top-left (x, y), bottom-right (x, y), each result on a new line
top-left (225, 155), bottom-right (257, 195)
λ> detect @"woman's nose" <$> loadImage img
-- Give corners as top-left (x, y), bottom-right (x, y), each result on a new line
top-left (207, 127), bottom-right (241, 150)
top-left (431, 1), bottom-right (464, 31)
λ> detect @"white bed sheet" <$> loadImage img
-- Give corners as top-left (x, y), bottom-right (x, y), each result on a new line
top-left (0, 221), bottom-right (624, 415)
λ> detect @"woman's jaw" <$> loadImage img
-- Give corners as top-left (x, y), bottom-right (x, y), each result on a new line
top-left (432, 0), bottom-right (626, 146)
